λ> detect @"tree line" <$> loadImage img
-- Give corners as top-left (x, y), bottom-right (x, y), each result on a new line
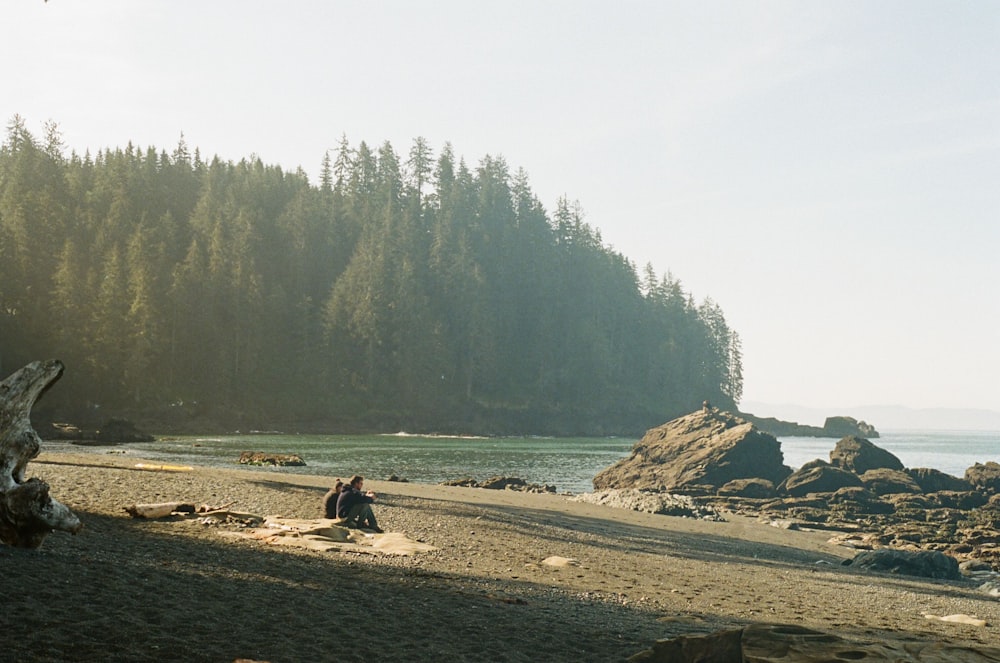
top-left (0, 116), bottom-right (742, 435)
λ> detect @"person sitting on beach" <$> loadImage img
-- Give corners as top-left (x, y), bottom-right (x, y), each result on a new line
top-left (322, 479), bottom-right (344, 519)
top-left (336, 475), bottom-right (383, 532)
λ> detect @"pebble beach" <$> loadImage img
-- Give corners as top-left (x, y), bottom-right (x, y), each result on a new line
top-left (5, 451), bottom-right (1000, 662)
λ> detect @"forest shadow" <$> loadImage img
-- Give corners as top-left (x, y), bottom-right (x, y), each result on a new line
top-left (3, 502), bottom-right (992, 662)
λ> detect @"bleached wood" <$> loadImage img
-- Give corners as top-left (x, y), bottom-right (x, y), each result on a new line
top-left (0, 360), bottom-right (82, 548)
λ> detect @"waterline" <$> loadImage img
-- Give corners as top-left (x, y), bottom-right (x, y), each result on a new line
top-left (42, 428), bottom-right (998, 494)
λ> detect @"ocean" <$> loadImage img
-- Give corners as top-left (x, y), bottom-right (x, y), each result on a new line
top-left (42, 429), bottom-right (999, 495)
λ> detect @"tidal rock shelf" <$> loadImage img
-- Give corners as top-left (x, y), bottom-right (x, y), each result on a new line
top-left (591, 408), bottom-right (1000, 569)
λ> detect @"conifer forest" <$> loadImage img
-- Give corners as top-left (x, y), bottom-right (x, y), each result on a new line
top-left (0, 117), bottom-right (743, 435)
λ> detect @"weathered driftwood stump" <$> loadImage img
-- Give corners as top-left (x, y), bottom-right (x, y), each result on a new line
top-left (0, 359), bottom-right (82, 547)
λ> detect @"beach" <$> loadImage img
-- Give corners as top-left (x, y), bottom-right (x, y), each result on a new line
top-left (6, 451), bottom-right (1000, 662)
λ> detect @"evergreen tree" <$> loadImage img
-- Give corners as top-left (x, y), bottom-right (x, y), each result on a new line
top-left (0, 118), bottom-right (744, 434)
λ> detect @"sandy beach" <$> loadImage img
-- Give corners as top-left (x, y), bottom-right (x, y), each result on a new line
top-left (5, 450), bottom-right (999, 662)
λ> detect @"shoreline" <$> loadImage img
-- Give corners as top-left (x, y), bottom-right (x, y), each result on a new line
top-left (8, 451), bottom-right (1000, 661)
top-left (47, 427), bottom-right (999, 499)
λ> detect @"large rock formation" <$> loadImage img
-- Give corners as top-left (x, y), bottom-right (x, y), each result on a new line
top-left (822, 415), bottom-right (879, 438)
top-left (593, 410), bottom-right (791, 492)
top-left (778, 460), bottom-right (863, 497)
top-left (847, 548), bottom-right (962, 579)
top-left (590, 408), bottom-right (1000, 571)
top-left (739, 412), bottom-right (880, 438)
top-left (830, 435), bottom-right (903, 473)
top-left (966, 462), bottom-right (1000, 494)
top-left (859, 468), bottom-right (921, 495)
top-left (907, 467), bottom-right (972, 493)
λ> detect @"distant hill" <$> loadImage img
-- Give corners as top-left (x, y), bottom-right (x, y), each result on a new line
top-left (743, 402), bottom-right (1000, 432)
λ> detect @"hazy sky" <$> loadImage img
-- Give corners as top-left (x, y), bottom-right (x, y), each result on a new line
top-left (4, 1), bottom-right (998, 415)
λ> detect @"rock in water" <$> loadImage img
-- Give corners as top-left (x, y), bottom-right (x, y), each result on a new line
top-left (829, 435), bottom-right (903, 474)
top-left (238, 451), bottom-right (306, 467)
top-left (823, 415), bottom-right (879, 438)
top-left (593, 409), bottom-right (791, 492)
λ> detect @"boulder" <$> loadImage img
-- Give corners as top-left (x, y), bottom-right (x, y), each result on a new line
top-left (827, 486), bottom-right (894, 514)
top-left (966, 462), bottom-right (1000, 494)
top-left (778, 460), bottom-right (863, 497)
top-left (592, 409), bottom-right (791, 492)
top-left (859, 468), bottom-right (921, 495)
top-left (846, 548), bottom-right (962, 580)
top-left (829, 436), bottom-right (903, 474)
top-left (906, 467), bottom-right (971, 493)
top-left (718, 478), bottom-right (776, 499)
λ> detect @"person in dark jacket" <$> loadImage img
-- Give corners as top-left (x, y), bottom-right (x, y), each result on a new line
top-left (335, 475), bottom-right (382, 532)
top-left (322, 479), bottom-right (344, 519)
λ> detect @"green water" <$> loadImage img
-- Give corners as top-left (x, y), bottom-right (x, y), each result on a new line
top-left (45, 428), bottom-right (998, 494)
top-left (71, 433), bottom-right (636, 494)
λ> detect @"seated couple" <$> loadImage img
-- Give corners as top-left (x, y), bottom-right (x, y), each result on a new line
top-left (324, 474), bottom-right (383, 533)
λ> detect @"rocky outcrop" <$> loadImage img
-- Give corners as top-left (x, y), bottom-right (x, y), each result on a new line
top-left (739, 412), bottom-right (880, 438)
top-left (441, 476), bottom-right (556, 493)
top-left (846, 549), bottom-right (962, 579)
top-left (823, 416), bottom-right (879, 438)
top-left (590, 407), bottom-right (1000, 570)
top-left (593, 409), bottom-right (791, 492)
top-left (830, 435), bottom-right (903, 473)
top-left (828, 486), bottom-right (895, 513)
top-left (718, 477), bottom-right (776, 498)
top-left (571, 489), bottom-right (723, 520)
top-left (39, 418), bottom-right (155, 444)
top-left (907, 467), bottom-right (971, 493)
top-left (629, 624), bottom-right (1000, 663)
top-left (238, 451), bottom-right (306, 466)
top-left (966, 462), bottom-right (1000, 494)
top-left (778, 460), bottom-right (862, 497)
top-left (858, 468), bottom-right (921, 495)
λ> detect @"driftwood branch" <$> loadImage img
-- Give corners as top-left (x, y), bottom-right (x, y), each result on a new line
top-left (124, 501), bottom-right (237, 519)
top-left (0, 360), bottom-right (82, 548)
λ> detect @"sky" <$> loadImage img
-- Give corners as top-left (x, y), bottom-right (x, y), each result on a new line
top-left (3, 1), bottom-right (998, 421)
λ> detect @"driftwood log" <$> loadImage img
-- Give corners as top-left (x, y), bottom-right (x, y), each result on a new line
top-left (0, 360), bottom-right (82, 547)
top-left (124, 501), bottom-right (236, 519)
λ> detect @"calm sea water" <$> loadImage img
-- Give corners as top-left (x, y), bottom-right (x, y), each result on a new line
top-left (778, 429), bottom-right (999, 478)
top-left (43, 429), bottom-right (999, 495)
